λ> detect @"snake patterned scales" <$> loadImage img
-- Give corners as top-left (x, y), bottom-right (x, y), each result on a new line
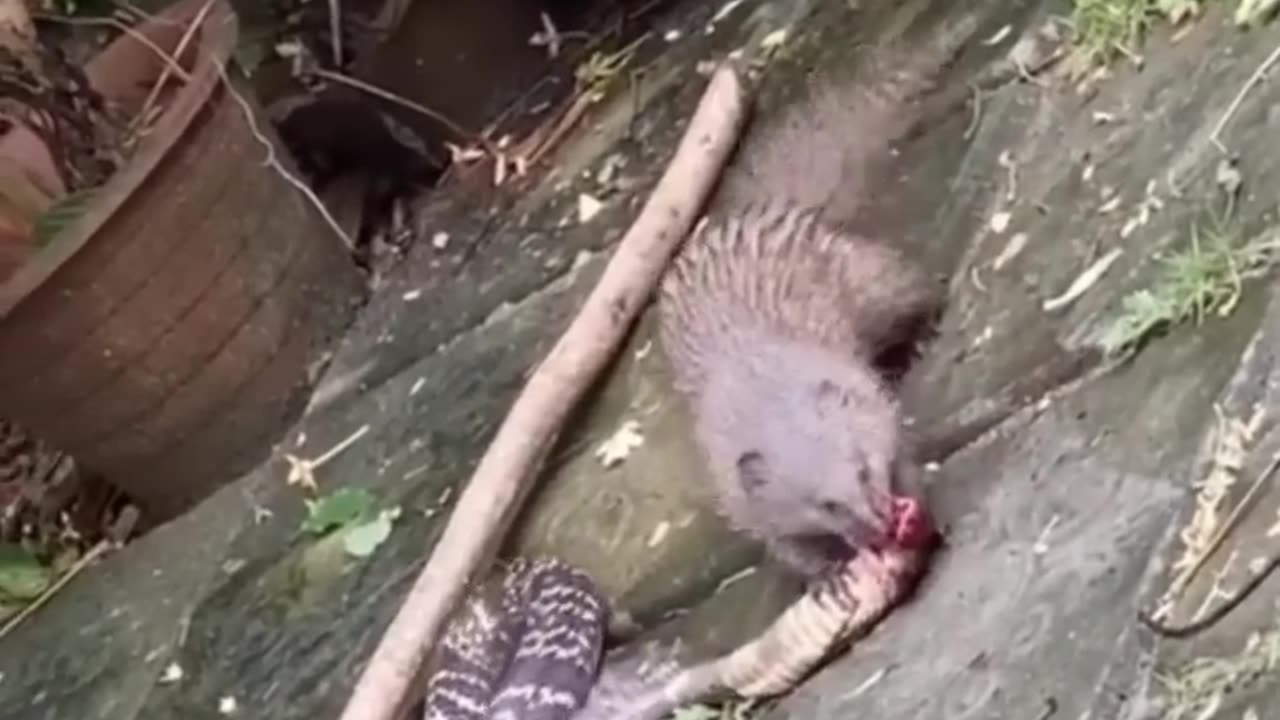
top-left (419, 547), bottom-right (922, 720)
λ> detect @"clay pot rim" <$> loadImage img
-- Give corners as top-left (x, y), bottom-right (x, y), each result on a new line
top-left (0, 0), bottom-right (240, 319)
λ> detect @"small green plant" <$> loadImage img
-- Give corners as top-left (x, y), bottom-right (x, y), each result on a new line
top-left (1069, 0), bottom-right (1160, 65)
top-left (31, 187), bottom-right (96, 247)
top-left (1093, 219), bottom-right (1280, 356)
top-left (0, 543), bottom-right (53, 621)
top-left (1067, 0), bottom-right (1207, 67)
top-left (301, 487), bottom-right (376, 535)
top-left (301, 487), bottom-right (400, 559)
top-left (1155, 629), bottom-right (1280, 720)
top-left (0, 543), bottom-right (52, 603)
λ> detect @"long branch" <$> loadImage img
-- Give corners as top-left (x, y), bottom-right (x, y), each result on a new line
top-left (337, 61), bottom-right (753, 720)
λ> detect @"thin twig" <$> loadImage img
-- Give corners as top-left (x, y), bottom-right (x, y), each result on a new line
top-left (963, 83), bottom-right (983, 140)
top-left (0, 540), bottom-right (112, 640)
top-left (336, 60), bottom-right (754, 720)
top-left (371, 0), bottom-right (412, 38)
top-left (306, 66), bottom-right (481, 145)
top-left (479, 74), bottom-right (560, 140)
top-left (327, 0), bottom-right (343, 67)
top-left (480, 3), bottom-right (654, 139)
top-left (1162, 451), bottom-right (1280, 604)
top-left (215, 59), bottom-right (355, 251)
top-left (501, 89), bottom-right (596, 178)
top-left (1210, 42), bottom-right (1280, 155)
top-left (135, 0), bottom-right (214, 129)
top-left (283, 424), bottom-right (370, 492)
top-left (30, 12), bottom-right (193, 83)
top-left (482, 30), bottom-right (653, 185)
top-left (112, 2), bottom-right (155, 24)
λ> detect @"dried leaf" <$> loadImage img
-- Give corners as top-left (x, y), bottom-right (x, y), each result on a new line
top-left (992, 232), bottom-right (1029, 270)
top-left (159, 662), bottom-right (184, 684)
top-left (1042, 248), bottom-right (1123, 312)
top-left (983, 24), bottom-right (1013, 46)
top-left (1235, 0), bottom-right (1280, 26)
top-left (595, 419), bottom-right (644, 468)
top-left (1157, 0), bottom-right (1201, 23)
top-left (577, 193), bottom-right (604, 223)
top-left (760, 29), bottom-right (788, 50)
top-left (646, 520), bottom-right (671, 547)
top-left (989, 211), bottom-right (1012, 233)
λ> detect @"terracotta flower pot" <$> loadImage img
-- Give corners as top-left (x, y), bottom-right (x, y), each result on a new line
top-left (0, 118), bottom-right (65, 282)
top-left (0, 0), bottom-right (367, 522)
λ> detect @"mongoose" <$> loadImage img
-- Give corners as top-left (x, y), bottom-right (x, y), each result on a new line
top-left (651, 12), bottom-right (982, 578)
top-left (656, 200), bottom-right (942, 578)
top-left (564, 21), bottom-right (982, 718)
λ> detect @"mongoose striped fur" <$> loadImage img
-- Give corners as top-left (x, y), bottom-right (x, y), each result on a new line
top-left (656, 200), bottom-right (941, 578)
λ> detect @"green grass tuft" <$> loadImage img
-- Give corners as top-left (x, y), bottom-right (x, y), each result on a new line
top-left (1069, 0), bottom-right (1161, 65)
top-left (1093, 219), bottom-right (1280, 355)
top-left (1067, 0), bottom-right (1205, 66)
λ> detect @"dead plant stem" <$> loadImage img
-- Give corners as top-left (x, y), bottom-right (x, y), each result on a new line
top-left (215, 59), bottom-right (355, 251)
top-left (306, 66), bottom-right (481, 146)
top-left (1166, 451), bottom-right (1280, 605)
top-left (328, 0), bottom-right (343, 67)
top-left (135, 0), bottom-right (214, 128)
top-left (1210, 42), bottom-right (1280, 154)
top-left (30, 12), bottom-right (192, 83)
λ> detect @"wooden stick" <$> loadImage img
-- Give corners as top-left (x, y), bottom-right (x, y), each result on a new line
top-left (337, 61), bottom-right (753, 720)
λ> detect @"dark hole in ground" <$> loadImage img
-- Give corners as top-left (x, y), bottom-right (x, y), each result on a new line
top-left (262, 0), bottom-right (672, 273)
top-left (0, 417), bottom-right (136, 608)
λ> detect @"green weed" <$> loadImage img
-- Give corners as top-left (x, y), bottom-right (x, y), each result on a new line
top-left (1093, 219), bottom-right (1280, 355)
top-left (1067, 0), bottom-right (1206, 66)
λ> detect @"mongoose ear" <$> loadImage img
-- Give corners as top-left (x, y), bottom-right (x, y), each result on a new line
top-left (736, 450), bottom-right (770, 495)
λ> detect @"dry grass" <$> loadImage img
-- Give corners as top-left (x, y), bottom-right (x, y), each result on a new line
top-left (1156, 629), bottom-right (1280, 719)
top-left (1068, 0), bottom-right (1164, 65)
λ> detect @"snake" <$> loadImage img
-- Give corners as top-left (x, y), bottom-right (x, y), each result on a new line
top-left (417, 546), bottom-right (927, 720)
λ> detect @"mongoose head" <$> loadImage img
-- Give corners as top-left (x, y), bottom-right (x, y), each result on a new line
top-left (728, 352), bottom-right (934, 563)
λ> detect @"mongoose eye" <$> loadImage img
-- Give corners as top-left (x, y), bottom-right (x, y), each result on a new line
top-left (736, 450), bottom-right (770, 494)
top-left (853, 463), bottom-right (870, 485)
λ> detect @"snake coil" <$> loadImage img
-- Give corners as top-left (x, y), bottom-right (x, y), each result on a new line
top-left (419, 547), bottom-right (922, 720)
